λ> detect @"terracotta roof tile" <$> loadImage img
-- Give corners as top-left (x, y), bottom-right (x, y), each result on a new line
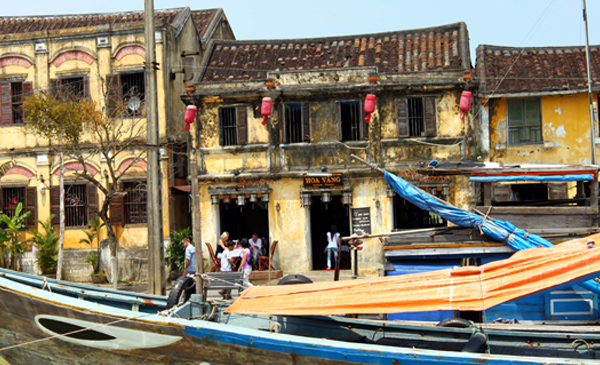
top-left (476, 44), bottom-right (600, 95)
top-left (0, 8), bottom-right (219, 37)
top-left (199, 22), bottom-right (469, 82)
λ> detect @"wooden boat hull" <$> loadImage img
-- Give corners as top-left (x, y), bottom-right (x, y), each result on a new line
top-left (0, 275), bottom-right (594, 364)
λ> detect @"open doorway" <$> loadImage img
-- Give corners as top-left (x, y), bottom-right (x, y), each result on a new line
top-left (219, 200), bottom-right (269, 246)
top-left (310, 195), bottom-right (351, 270)
top-left (393, 194), bottom-right (446, 230)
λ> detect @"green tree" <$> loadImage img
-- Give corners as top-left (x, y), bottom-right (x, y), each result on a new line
top-left (79, 218), bottom-right (105, 273)
top-left (0, 203), bottom-right (31, 270)
top-left (29, 216), bottom-right (59, 275)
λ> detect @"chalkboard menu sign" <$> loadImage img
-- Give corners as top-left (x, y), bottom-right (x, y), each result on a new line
top-left (351, 207), bottom-right (371, 235)
top-left (303, 173), bottom-right (344, 189)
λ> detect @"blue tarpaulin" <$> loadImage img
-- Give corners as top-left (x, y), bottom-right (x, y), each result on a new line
top-left (384, 171), bottom-right (600, 295)
top-left (469, 174), bottom-right (593, 182)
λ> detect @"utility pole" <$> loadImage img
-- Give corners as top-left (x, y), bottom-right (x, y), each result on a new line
top-left (56, 152), bottom-right (65, 280)
top-left (190, 145), bottom-right (204, 295)
top-left (583, 0), bottom-right (597, 166)
top-left (145, 0), bottom-right (164, 295)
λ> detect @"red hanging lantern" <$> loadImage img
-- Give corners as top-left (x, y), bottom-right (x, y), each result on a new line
top-left (184, 105), bottom-right (197, 131)
top-left (364, 94), bottom-right (376, 123)
top-left (459, 91), bottom-right (472, 119)
top-left (261, 97), bottom-right (273, 125)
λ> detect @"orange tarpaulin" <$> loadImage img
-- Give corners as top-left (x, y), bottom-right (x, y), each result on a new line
top-left (226, 234), bottom-right (600, 316)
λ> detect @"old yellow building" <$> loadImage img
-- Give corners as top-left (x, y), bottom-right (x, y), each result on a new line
top-left (184, 23), bottom-right (477, 277)
top-left (0, 8), bottom-right (234, 281)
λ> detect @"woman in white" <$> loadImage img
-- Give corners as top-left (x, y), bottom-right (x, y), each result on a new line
top-left (325, 224), bottom-right (340, 270)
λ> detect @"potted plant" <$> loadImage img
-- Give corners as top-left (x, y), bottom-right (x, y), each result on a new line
top-left (166, 227), bottom-right (191, 279)
top-left (80, 219), bottom-right (106, 283)
top-left (2, 202), bottom-right (31, 271)
top-left (29, 215), bottom-right (58, 277)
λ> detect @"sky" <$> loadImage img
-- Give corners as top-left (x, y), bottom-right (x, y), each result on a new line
top-left (0, 0), bottom-right (598, 62)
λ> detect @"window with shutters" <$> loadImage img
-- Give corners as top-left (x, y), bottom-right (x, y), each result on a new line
top-left (396, 96), bottom-right (437, 137)
top-left (106, 72), bottom-right (145, 117)
top-left (123, 181), bottom-right (147, 224)
top-left (0, 186), bottom-right (37, 228)
top-left (0, 81), bottom-right (32, 126)
top-left (339, 101), bottom-right (367, 141)
top-left (507, 99), bottom-right (542, 144)
top-left (218, 106), bottom-right (248, 146)
top-left (64, 184), bottom-right (88, 227)
top-left (284, 103), bottom-right (310, 143)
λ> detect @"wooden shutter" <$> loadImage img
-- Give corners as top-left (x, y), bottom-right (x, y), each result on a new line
top-left (218, 108), bottom-right (224, 146)
top-left (0, 83), bottom-right (12, 125)
top-left (424, 96), bottom-right (437, 137)
top-left (0, 187), bottom-right (3, 212)
top-left (83, 76), bottom-right (90, 99)
top-left (492, 184), bottom-right (511, 202)
top-left (86, 184), bottom-right (98, 223)
top-left (360, 100), bottom-right (368, 140)
top-left (22, 82), bottom-right (32, 122)
top-left (25, 186), bottom-right (37, 228)
top-left (281, 104), bottom-right (288, 144)
top-left (336, 102), bottom-right (343, 141)
top-left (108, 183), bottom-right (125, 226)
top-left (106, 74), bottom-right (120, 117)
top-left (236, 105), bottom-right (248, 145)
top-left (396, 98), bottom-right (409, 137)
top-left (301, 103), bottom-right (311, 143)
top-left (50, 186), bottom-right (60, 226)
top-left (548, 182), bottom-right (568, 200)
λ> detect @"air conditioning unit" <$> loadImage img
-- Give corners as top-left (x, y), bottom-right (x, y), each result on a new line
top-left (97, 37), bottom-right (109, 47)
top-left (34, 43), bottom-right (47, 52)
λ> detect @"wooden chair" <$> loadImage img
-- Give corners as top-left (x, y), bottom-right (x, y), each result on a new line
top-left (205, 242), bottom-right (221, 272)
top-left (259, 240), bottom-right (278, 271)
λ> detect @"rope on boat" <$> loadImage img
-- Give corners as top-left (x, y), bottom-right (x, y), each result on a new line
top-left (200, 274), bottom-right (245, 289)
top-left (0, 312), bottom-right (152, 353)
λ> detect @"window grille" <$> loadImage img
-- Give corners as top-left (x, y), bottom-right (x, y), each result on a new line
top-left (124, 181), bottom-right (147, 224)
top-left (285, 104), bottom-right (303, 143)
top-left (11, 82), bottom-right (23, 124)
top-left (407, 98), bottom-right (424, 137)
top-left (219, 107), bottom-right (237, 146)
top-left (65, 184), bottom-right (87, 227)
top-left (340, 101), bottom-right (364, 141)
top-left (2, 187), bottom-right (25, 218)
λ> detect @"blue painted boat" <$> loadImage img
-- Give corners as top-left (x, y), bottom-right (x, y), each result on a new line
top-left (1, 268), bottom-right (600, 363)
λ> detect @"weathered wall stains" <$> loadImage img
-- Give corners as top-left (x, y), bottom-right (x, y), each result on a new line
top-left (489, 93), bottom-right (598, 164)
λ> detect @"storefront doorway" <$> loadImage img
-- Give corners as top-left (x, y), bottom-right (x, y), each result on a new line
top-left (310, 195), bottom-right (351, 270)
top-left (219, 200), bottom-right (269, 245)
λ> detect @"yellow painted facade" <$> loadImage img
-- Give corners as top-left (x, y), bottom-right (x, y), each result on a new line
top-left (488, 92), bottom-right (599, 165)
top-left (0, 9), bottom-right (233, 269)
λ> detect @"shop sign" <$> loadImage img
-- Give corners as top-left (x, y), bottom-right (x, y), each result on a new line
top-left (351, 207), bottom-right (371, 235)
top-left (303, 173), bottom-right (344, 189)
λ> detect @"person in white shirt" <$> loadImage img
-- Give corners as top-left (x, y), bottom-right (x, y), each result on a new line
top-left (325, 224), bottom-right (340, 270)
top-left (219, 241), bottom-right (236, 299)
top-left (249, 233), bottom-right (264, 256)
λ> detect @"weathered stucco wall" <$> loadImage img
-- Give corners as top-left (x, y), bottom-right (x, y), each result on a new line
top-left (489, 93), bottom-right (598, 164)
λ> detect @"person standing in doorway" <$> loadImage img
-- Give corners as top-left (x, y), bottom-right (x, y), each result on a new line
top-left (325, 225), bottom-right (340, 271)
top-left (182, 238), bottom-right (196, 276)
top-left (219, 240), bottom-right (236, 299)
top-left (216, 231), bottom-right (229, 258)
top-left (237, 238), bottom-right (253, 288)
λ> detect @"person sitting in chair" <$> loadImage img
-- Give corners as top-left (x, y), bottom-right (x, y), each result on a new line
top-left (216, 231), bottom-right (229, 259)
top-left (249, 233), bottom-right (265, 256)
